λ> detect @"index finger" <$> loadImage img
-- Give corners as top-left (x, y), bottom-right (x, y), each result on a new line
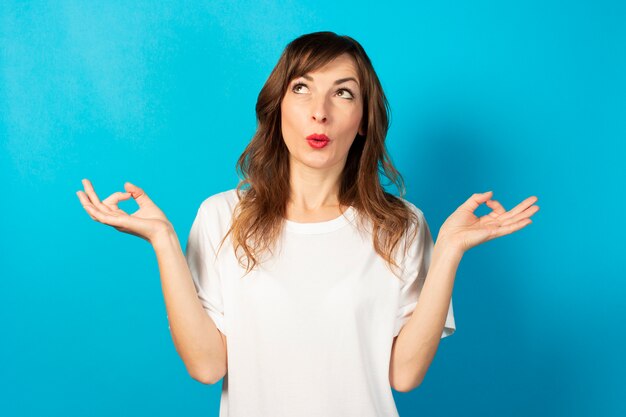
top-left (81, 179), bottom-right (113, 213)
top-left (503, 196), bottom-right (538, 220)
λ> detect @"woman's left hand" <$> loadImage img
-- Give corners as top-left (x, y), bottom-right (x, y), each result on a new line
top-left (437, 191), bottom-right (540, 253)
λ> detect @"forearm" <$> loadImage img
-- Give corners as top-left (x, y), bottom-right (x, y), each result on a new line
top-left (152, 227), bottom-right (227, 384)
top-left (391, 239), bottom-right (463, 391)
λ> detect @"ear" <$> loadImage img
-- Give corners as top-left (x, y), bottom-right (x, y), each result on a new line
top-left (358, 125), bottom-right (366, 137)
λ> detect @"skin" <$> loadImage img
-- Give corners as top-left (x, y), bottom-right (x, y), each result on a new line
top-left (390, 192), bottom-right (539, 391)
top-left (76, 52), bottom-right (541, 391)
top-left (280, 53), bottom-right (366, 222)
top-left (76, 179), bottom-right (168, 242)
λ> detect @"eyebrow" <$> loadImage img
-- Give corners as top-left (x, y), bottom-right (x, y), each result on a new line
top-left (301, 74), bottom-right (359, 86)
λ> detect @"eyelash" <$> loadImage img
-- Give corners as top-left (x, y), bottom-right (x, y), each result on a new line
top-left (291, 82), bottom-right (355, 100)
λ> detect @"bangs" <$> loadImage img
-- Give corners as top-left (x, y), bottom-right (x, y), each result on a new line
top-left (282, 36), bottom-right (365, 93)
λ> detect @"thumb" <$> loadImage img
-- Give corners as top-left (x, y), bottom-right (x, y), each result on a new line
top-left (460, 191), bottom-right (493, 212)
top-left (124, 182), bottom-right (153, 205)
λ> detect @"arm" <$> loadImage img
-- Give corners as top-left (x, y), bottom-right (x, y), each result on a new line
top-left (76, 179), bottom-right (227, 384)
top-left (152, 226), bottom-right (227, 384)
top-left (390, 191), bottom-right (539, 392)
top-left (389, 240), bottom-right (462, 392)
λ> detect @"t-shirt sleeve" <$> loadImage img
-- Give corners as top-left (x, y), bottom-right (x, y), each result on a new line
top-left (173, 202), bottom-right (227, 336)
top-left (393, 204), bottom-right (456, 338)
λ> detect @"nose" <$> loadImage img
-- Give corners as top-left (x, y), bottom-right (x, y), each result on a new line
top-left (311, 96), bottom-right (329, 124)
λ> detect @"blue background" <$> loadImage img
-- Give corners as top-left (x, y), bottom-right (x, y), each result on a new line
top-left (1, 1), bottom-right (624, 416)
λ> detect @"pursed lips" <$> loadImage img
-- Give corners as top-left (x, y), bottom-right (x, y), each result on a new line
top-left (306, 133), bottom-right (330, 141)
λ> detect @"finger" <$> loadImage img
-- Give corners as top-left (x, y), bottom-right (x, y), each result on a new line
top-left (78, 192), bottom-right (128, 227)
top-left (76, 191), bottom-right (114, 221)
top-left (459, 191), bottom-right (493, 212)
top-left (81, 179), bottom-right (114, 214)
top-left (76, 191), bottom-right (98, 221)
top-left (501, 204), bottom-right (540, 227)
top-left (102, 191), bottom-right (132, 211)
top-left (491, 218), bottom-right (533, 239)
top-left (500, 196), bottom-right (539, 222)
top-left (124, 181), bottom-right (144, 198)
top-left (485, 199), bottom-right (506, 216)
top-left (124, 181), bottom-right (153, 208)
top-left (77, 190), bottom-right (110, 223)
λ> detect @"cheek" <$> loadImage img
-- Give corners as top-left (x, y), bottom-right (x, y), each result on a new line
top-left (280, 102), bottom-right (292, 136)
top-left (280, 104), bottom-right (305, 148)
top-left (281, 101), bottom-right (301, 130)
top-left (346, 106), bottom-right (363, 132)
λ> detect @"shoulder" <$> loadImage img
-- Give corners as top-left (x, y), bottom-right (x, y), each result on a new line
top-left (196, 188), bottom-right (241, 227)
top-left (394, 197), bottom-right (427, 234)
top-left (397, 197), bottom-right (425, 218)
top-left (395, 197), bottom-right (430, 252)
top-left (200, 188), bottom-right (239, 212)
top-left (381, 192), bottom-right (426, 219)
top-left (199, 188), bottom-right (240, 211)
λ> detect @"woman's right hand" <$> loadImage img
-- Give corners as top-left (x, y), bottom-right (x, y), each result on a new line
top-left (76, 178), bottom-right (173, 244)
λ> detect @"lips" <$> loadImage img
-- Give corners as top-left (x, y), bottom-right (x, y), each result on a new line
top-left (306, 133), bottom-right (330, 141)
top-left (306, 133), bottom-right (330, 149)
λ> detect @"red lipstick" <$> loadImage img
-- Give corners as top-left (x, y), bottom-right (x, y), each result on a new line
top-left (306, 133), bottom-right (330, 149)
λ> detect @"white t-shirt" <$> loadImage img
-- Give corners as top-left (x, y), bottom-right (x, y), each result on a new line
top-left (182, 189), bottom-right (455, 417)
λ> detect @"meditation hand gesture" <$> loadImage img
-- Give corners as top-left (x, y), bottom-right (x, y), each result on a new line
top-left (437, 191), bottom-right (540, 253)
top-left (76, 179), bottom-right (172, 243)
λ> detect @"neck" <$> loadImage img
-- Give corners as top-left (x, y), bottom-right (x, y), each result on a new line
top-left (287, 158), bottom-right (345, 211)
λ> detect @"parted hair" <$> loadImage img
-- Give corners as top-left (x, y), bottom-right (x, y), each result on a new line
top-left (220, 31), bottom-right (420, 278)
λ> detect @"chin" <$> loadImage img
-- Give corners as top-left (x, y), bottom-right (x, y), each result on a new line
top-left (293, 153), bottom-right (337, 170)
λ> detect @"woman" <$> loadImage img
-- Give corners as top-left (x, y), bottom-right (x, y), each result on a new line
top-left (76, 31), bottom-right (539, 417)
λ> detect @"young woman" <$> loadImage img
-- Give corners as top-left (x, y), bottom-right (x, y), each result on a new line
top-left (77, 31), bottom-right (539, 417)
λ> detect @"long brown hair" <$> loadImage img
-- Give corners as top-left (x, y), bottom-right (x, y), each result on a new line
top-left (222, 31), bottom-right (420, 278)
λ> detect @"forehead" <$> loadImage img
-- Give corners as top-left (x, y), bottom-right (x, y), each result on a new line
top-left (293, 53), bottom-right (360, 82)
top-left (311, 54), bottom-right (357, 74)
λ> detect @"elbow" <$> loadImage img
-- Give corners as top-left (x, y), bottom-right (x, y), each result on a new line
top-left (190, 365), bottom-right (227, 385)
top-left (392, 380), bottom-right (422, 393)
top-left (391, 373), bottom-right (424, 393)
top-left (392, 381), bottom-right (420, 393)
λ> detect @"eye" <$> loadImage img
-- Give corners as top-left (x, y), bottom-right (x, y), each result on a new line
top-left (337, 88), bottom-right (355, 100)
top-left (292, 82), bottom-right (309, 94)
top-left (290, 82), bottom-right (356, 100)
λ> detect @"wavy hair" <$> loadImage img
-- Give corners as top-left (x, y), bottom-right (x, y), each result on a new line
top-left (220, 31), bottom-right (420, 278)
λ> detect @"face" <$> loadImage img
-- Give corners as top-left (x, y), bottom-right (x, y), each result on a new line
top-left (280, 54), bottom-right (365, 172)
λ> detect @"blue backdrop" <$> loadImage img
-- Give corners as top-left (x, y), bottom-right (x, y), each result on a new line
top-left (1, 1), bottom-right (624, 416)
